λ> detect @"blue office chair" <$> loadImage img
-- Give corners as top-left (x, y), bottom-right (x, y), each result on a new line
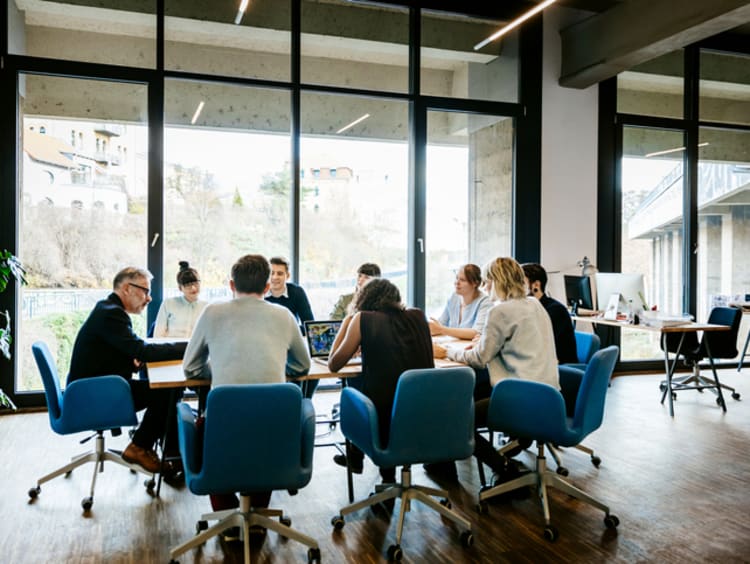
top-left (660, 306), bottom-right (742, 410)
top-left (28, 341), bottom-right (148, 512)
top-left (331, 367), bottom-right (475, 561)
top-left (168, 384), bottom-right (320, 564)
top-left (477, 346), bottom-right (620, 542)
top-left (547, 330), bottom-right (605, 476)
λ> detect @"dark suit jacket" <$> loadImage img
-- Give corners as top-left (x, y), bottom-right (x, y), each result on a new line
top-left (540, 295), bottom-right (578, 364)
top-left (68, 293), bottom-right (187, 382)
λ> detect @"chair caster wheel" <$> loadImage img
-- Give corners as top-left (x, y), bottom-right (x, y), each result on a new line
top-left (476, 501), bottom-right (488, 515)
top-left (672, 392), bottom-right (677, 401)
top-left (716, 397), bottom-right (726, 409)
top-left (28, 486), bottom-right (41, 499)
top-left (556, 466), bottom-right (569, 476)
top-left (307, 547), bottom-right (321, 563)
top-left (81, 496), bottom-right (93, 511)
top-left (196, 520), bottom-right (208, 534)
top-left (439, 498), bottom-right (452, 509)
top-left (169, 560), bottom-right (179, 564)
top-left (144, 478), bottom-right (155, 492)
top-left (65, 471), bottom-right (72, 478)
top-left (659, 382), bottom-right (667, 392)
top-left (331, 515), bottom-right (344, 530)
top-left (591, 456), bottom-right (602, 467)
top-left (280, 516), bottom-right (292, 527)
top-left (387, 544), bottom-right (403, 561)
top-left (732, 392), bottom-right (741, 400)
top-left (460, 530), bottom-right (474, 547)
top-left (543, 525), bottom-right (558, 542)
top-left (604, 514), bottom-right (620, 529)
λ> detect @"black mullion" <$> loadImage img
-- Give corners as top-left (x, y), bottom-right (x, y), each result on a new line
top-left (4, 55), bottom-right (156, 83)
top-left (408, 5), bottom-right (424, 309)
top-left (147, 75), bottom-right (165, 326)
top-left (597, 77), bottom-right (618, 274)
top-left (683, 45), bottom-right (700, 317)
top-left (699, 120), bottom-right (750, 133)
top-left (421, 95), bottom-right (522, 118)
top-left (617, 113), bottom-right (686, 130)
top-left (291, 0), bottom-right (301, 280)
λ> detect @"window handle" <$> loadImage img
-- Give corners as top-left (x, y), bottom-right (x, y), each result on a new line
top-left (151, 233), bottom-right (160, 247)
top-left (417, 238), bottom-right (424, 253)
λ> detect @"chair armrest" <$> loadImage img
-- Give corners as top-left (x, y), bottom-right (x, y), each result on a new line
top-left (340, 387), bottom-right (380, 456)
top-left (300, 398), bottom-right (315, 470)
top-left (487, 379), bottom-right (568, 442)
top-left (61, 375), bottom-right (137, 432)
top-left (176, 402), bottom-right (201, 476)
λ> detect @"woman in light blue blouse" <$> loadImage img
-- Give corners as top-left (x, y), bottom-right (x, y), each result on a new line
top-left (429, 263), bottom-right (491, 340)
top-left (154, 261), bottom-right (208, 338)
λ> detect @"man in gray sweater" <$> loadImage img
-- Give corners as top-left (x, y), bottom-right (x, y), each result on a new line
top-left (182, 254), bottom-right (311, 522)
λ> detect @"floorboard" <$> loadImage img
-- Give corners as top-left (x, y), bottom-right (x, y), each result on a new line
top-left (1, 369), bottom-right (749, 563)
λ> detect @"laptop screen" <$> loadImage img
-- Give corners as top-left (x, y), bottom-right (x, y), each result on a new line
top-left (303, 320), bottom-right (343, 358)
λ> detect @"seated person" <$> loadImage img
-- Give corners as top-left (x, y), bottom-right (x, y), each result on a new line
top-left (429, 263), bottom-right (492, 340)
top-left (264, 256), bottom-right (314, 330)
top-left (328, 278), bottom-right (433, 483)
top-left (330, 262), bottom-right (381, 320)
top-left (434, 257), bottom-right (558, 483)
top-left (153, 260), bottom-right (207, 338)
top-left (183, 254), bottom-right (310, 516)
top-left (68, 267), bottom-right (187, 475)
top-left (522, 263), bottom-right (577, 364)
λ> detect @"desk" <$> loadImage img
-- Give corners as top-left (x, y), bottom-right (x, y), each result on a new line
top-left (572, 316), bottom-right (730, 416)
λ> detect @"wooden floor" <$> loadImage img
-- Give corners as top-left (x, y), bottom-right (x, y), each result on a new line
top-left (2, 369), bottom-right (750, 563)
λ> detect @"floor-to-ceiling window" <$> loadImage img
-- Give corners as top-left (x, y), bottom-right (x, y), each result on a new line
top-left (2, 1), bottom-right (534, 406)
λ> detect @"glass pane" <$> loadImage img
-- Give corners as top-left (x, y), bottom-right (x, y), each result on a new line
top-left (425, 111), bottom-right (514, 317)
top-left (620, 126), bottom-right (685, 360)
top-left (697, 128), bottom-right (750, 354)
top-left (700, 51), bottom-right (750, 126)
top-left (301, 0), bottom-right (408, 93)
top-left (164, 80), bottom-right (291, 301)
top-left (166, 0), bottom-right (290, 81)
top-left (300, 92), bottom-right (409, 318)
top-left (19, 74), bottom-right (148, 392)
top-left (421, 12), bottom-right (518, 103)
top-left (617, 50), bottom-right (683, 119)
top-left (8, 0), bottom-right (156, 68)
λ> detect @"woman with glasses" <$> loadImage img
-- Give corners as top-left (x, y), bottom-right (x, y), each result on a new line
top-left (153, 261), bottom-right (208, 338)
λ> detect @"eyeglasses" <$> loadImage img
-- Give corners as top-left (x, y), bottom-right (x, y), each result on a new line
top-left (129, 282), bottom-right (151, 296)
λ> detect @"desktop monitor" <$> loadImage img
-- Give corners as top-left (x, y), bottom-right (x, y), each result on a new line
top-left (594, 273), bottom-right (648, 312)
top-left (564, 275), bottom-right (594, 311)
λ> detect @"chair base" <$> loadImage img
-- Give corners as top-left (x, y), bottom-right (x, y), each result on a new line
top-left (334, 465), bottom-right (472, 555)
top-left (478, 443), bottom-right (617, 539)
top-left (169, 495), bottom-right (320, 564)
top-left (29, 431), bottom-right (153, 512)
top-left (660, 363), bottom-right (739, 407)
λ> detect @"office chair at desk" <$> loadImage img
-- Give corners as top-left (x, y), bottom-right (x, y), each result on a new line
top-left (331, 367), bottom-right (475, 562)
top-left (29, 341), bottom-right (153, 512)
top-left (169, 383), bottom-right (320, 564)
top-left (660, 306), bottom-right (742, 409)
top-left (477, 346), bottom-right (620, 541)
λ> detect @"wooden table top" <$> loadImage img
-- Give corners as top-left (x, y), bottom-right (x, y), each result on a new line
top-left (571, 315), bottom-right (730, 333)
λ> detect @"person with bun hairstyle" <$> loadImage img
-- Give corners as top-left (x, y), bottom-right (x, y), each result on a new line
top-left (429, 263), bottom-right (492, 340)
top-left (154, 261), bottom-right (208, 338)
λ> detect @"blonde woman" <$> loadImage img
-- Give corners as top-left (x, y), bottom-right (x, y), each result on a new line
top-left (434, 257), bottom-right (558, 481)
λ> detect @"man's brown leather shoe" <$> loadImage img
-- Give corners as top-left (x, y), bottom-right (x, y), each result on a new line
top-left (122, 442), bottom-right (161, 474)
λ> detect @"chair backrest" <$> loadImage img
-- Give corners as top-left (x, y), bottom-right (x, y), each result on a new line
top-left (31, 341), bottom-right (63, 422)
top-left (575, 331), bottom-right (601, 365)
top-left (387, 367), bottom-right (475, 464)
top-left (192, 383), bottom-right (313, 494)
top-left (572, 345), bottom-right (619, 435)
top-left (701, 306), bottom-right (742, 359)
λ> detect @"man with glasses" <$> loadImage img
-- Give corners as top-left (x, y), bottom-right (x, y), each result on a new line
top-left (69, 266), bottom-right (187, 475)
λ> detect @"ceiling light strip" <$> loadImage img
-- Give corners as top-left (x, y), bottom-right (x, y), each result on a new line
top-left (336, 113), bottom-right (370, 134)
top-left (474, 0), bottom-right (558, 51)
top-left (645, 142), bottom-right (709, 158)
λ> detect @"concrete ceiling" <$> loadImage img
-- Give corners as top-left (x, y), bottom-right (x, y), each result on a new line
top-left (559, 0), bottom-right (750, 88)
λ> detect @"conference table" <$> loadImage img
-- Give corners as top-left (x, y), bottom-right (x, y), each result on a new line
top-left (571, 315), bottom-right (730, 416)
top-left (146, 340), bottom-right (471, 497)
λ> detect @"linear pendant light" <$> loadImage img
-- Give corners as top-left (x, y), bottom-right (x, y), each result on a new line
top-left (474, 0), bottom-right (558, 50)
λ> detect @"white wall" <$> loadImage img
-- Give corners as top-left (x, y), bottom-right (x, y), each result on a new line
top-left (540, 7), bottom-right (599, 301)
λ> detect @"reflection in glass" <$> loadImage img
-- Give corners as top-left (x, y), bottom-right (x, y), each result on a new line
top-left (19, 75), bottom-right (149, 391)
top-left (620, 127), bottom-right (685, 360)
top-left (426, 111), bottom-right (514, 317)
top-left (617, 51), bottom-right (684, 119)
top-left (700, 51), bottom-right (750, 126)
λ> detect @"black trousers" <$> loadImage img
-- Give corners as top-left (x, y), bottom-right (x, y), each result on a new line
top-left (472, 368), bottom-right (508, 475)
top-left (128, 379), bottom-right (177, 451)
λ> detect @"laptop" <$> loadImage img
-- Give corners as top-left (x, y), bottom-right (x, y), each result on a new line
top-left (304, 320), bottom-right (343, 363)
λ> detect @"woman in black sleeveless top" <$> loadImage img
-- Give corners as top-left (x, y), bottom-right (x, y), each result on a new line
top-left (328, 278), bottom-right (433, 481)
